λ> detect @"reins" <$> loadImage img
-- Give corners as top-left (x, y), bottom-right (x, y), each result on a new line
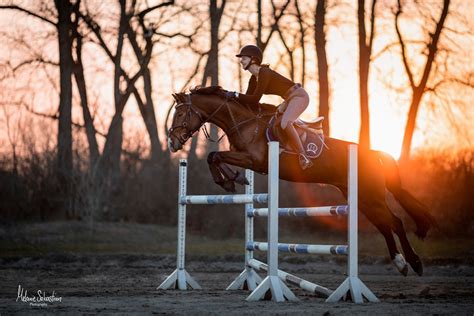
top-left (172, 93), bottom-right (275, 145)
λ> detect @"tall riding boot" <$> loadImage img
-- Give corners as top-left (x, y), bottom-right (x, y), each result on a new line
top-left (285, 123), bottom-right (313, 170)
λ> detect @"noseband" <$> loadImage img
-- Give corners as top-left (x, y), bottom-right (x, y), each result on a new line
top-left (169, 94), bottom-right (228, 144)
top-left (169, 94), bottom-right (204, 142)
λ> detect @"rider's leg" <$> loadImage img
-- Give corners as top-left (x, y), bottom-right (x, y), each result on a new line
top-left (281, 93), bottom-right (312, 170)
top-left (285, 123), bottom-right (313, 169)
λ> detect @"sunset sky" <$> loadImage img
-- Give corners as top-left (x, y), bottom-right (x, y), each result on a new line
top-left (0, 0), bottom-right (472, 160)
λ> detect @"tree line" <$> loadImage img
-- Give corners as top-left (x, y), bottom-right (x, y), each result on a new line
top-left (0, 0), bottom-right (472, 229)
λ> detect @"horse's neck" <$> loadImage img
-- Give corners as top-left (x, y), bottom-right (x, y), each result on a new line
top-left (197, 98), bottom-right (251, 134)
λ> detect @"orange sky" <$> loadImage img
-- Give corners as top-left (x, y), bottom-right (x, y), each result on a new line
top-left (0, 0), bottom-right (472, 160)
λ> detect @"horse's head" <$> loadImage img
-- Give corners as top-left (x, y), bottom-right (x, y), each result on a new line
top-left (168, 93), bottom-right (204, 152)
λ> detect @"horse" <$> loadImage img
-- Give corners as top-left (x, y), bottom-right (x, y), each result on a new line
top-left (167, 86), bottom-right (437, 276)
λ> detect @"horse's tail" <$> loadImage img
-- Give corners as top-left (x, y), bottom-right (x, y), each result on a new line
top-left (377, 151), bottom-right (438, 239)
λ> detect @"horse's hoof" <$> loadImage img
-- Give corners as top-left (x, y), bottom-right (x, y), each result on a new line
top-left (409, 258), bottom-right (423, 276)
top-left (234, 171), bottom-right (249, 185)
top-left (393, 253), bottom-right (408, 276)
top-left (222, 180), bottom-right (236, 192)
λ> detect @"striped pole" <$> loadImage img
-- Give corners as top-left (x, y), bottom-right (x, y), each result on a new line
top-left (248, 205), bottom-right (348, 217)
top-left (181, 193), bottom-right (268, 205)
top-left (247, 242), bottom-right (348, 255)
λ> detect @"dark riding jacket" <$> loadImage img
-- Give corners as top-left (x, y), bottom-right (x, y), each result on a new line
top-left (236, 66), bottom-right (294, 106)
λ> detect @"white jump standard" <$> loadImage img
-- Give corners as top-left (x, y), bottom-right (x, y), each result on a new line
top-left (226, 169), bottom-right (264, 291)
top-left (158, 160), bottom-right (269, 290)
top-left (246, 142), bottom-right (297, 302)
top-left (158, 141), bottom-right (378, 303)
top-left (326, 144), bottom-right (379, 303)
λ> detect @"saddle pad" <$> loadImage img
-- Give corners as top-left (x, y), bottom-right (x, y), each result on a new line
top-left (266, 115), bottom-right (325, 159)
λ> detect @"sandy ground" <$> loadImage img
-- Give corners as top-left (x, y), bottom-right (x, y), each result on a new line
top-left (1, 253), bottom-right (473, 315)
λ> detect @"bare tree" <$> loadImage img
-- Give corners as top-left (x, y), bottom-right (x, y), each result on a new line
top-left (126, 1), bottom-right (174, 162)
top-left (71, 0), bottom-right (100, 167)
top-left (314, 0), bottom-right (330, 135)
top-left (295, 0), bottom-right (307, 86)
top-left (79, 0), bottom-right (158, 176)
top-left (358, 0), bottom-right (377, 149)
top-left (201, 0), bottom-right (226, 87)
top-left (0, 100), bottom-right (23, 174)
top-left (260, 0), bottom-right (291, 53)
top-left (0, 2), bottom-right (75, 174)
top-left (395, 0), bottom-right (450, 161)
top-left (54, 0), bottom-right (75, 173)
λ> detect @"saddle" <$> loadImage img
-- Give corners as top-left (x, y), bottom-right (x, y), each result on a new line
top-left (266, 114), bottom-right (326, 159)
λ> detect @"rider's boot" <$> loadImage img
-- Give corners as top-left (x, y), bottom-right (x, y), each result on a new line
top-left (285, 123), bottom-right (313, 170)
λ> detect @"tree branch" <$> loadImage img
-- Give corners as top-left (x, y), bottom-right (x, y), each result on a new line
top-left (368, 0), bottom-right (377, 53)
top-left (137, 0), bottom-right (174, 18)
top-left (0, 5), bottom-right (56, 26)
top-left (395, 0), bottom-right (415, 89)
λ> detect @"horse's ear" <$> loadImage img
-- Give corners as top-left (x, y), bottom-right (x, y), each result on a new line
top-left (172, 93), bottom-right (178, 101)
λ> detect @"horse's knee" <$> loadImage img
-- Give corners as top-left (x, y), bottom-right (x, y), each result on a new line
top-left (207, 151), bottom-right (218, 164)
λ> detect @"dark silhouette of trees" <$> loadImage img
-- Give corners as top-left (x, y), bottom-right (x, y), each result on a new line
top-left (54, 0), bottom-right (75, 174)
top-left (357, 0), bottom-right (377, 149)
top-left (395, 0), bottom-right (450, 161)
top-left (314, 0), bottom-right (330, 135)
top-left (0, 2), bottom-right (75, 174)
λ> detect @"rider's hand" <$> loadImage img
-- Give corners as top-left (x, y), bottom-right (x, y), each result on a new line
top-left (277, 101), bottom-right (286, 113)
top-left (224, 91), bottom-right (238, 99)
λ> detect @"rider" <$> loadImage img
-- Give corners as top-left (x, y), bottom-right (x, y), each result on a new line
top-left (226, 44), bottom-right (313, 170)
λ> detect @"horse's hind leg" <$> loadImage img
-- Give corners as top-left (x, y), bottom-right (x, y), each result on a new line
top-left (391, 214), bottom-right (423, 276)
top-left (359, 199), bottom-right (410, 276)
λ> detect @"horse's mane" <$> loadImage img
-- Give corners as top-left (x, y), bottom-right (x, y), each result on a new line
top-left (190, 85), bottom-right (226, 98)
top-left (189, 85), bottom-right (276, 115)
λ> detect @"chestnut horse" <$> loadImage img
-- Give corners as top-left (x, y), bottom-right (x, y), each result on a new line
top-left (168, 86), bottom-right (436, 276)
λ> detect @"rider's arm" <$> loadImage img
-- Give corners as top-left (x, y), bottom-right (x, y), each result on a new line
top-left (245, 76), bottom-right (257, 94)
top-left (236, 68), bottom-right (270, 106)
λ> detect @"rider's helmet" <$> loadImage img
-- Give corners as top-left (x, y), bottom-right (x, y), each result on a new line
top-left (236, 45), bottom-right (263, 68)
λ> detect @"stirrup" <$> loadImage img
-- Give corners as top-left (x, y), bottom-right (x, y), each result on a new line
top-left (299, 154), bottom-right (313, 170)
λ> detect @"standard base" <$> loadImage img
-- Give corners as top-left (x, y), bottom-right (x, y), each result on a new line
top-left (326, 277), bottom-right (379, 303)
top-left (157, 269), bottom-right (202, 290)
top-left (249, 259), bottom-right (332, 297)
top-left (226, 268), bottom-right (263, 291)
top-left (246, 276), bottom-right (298, 302)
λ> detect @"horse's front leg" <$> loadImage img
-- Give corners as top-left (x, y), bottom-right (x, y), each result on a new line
top-left (207, 151), bottom-right (254, 192)
top-left (219, 163), bottom-right (249, 186)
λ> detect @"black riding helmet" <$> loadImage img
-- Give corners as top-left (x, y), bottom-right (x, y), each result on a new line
top-left (236, 45), bottom-right (263, 69)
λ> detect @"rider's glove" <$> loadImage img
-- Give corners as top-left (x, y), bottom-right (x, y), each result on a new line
top-left (224, 91), bottom-right (238, 99)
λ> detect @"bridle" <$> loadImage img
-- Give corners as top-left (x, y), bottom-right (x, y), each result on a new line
top-left (169, 94), bottom-right (229, 144)
top-left (169, 93), bottom-right (273, 146)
